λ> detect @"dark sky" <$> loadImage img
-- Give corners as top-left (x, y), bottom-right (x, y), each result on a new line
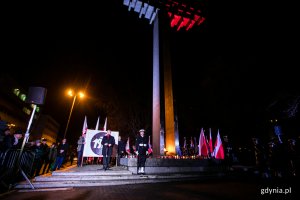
top-left (2, 1), bottom-right (299, 146)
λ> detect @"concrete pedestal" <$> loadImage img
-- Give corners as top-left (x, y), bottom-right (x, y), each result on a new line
top-left (120, 158), bottom-right (223, 174)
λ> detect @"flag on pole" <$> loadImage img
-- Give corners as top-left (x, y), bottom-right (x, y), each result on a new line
top-left (148, 136), bottom-right (153, 155)
top-left (82, 116), bottom-right (88, 135)
top-left (190, 136), bottom-right (194, 148)
top-left (103, 117), bottom-right (107, 131)
top-left (95, 116), bottom-right (100, 130)
top-left (209, 128), bottom-right (213, 156)
top-left (199, 128), bottom-right (208, 156)
top-left (194, 137), bottom-right (198, 154)
top-left (126, 137), bottom-right (131, 154)
top-left (213, 129), bottom-right (224, 159)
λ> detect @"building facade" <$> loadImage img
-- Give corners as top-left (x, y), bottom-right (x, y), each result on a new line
top-left (0, 74), bottom-right (59, 145)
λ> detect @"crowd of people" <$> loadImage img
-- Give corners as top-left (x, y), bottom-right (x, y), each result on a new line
top-left (251, 136), bottom-right (300, 179)
top-left (0, 125), bottom-right (73, 179)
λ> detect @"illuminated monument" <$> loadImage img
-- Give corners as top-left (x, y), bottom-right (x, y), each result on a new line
top-left (123, 0), bottom-right (206, 156)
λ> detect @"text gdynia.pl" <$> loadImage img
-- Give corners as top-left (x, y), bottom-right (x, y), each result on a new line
top-left (261, 187), bottom-right (292, 195)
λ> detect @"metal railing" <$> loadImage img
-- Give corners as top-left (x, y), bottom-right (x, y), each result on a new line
top-left (0, 149), bottom-right (35, 191)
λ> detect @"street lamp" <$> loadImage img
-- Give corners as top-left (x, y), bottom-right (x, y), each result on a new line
top-left (63, 89), bottom-right (85, 139)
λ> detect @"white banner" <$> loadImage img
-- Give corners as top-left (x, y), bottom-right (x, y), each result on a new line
top-left (83, 129), bottom-right (119, 157)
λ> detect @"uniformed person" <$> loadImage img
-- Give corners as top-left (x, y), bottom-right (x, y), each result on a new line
top-left (135, 129), bottom-right (149, 175)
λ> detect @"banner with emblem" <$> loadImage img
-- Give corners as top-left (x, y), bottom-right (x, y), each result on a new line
top-left (83, 129), bottom-right (119, 157)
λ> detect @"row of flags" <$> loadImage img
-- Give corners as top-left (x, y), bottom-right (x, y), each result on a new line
top-left (198, 128), bottom-right (224, 159)
top-left (82, 116), bottom-right (222, 159)
top-left (82, 115), bottom-right (108, 135)
top-left (182, 128), bottom-right (224, 159)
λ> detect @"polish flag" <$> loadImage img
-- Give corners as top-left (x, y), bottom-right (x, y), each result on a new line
top-left (199, 128), bottom-right (208, 157)
top-left (148, 136), bottom-right (153, 155)
top-left (214, 129), bottom-right (224, 159)
top-left (103, 117), bottom-right (107, 131)
top-left (95, 116), bottom-right (100, 130)
top-left (126, 137), bottom-right (131, 154)
top-left (190, 137), bottom-right (194, 148)
top-left (209, 128), bottom-right (213, 156)
top-left (82, 116), bottom-right (88, 135)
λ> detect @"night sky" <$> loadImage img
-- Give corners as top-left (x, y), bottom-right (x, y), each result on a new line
top-left (2, 1), bottom-right (299, 147)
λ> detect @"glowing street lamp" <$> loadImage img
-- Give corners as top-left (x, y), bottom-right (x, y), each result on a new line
top-left (63, 89), bottom-right (85, 139)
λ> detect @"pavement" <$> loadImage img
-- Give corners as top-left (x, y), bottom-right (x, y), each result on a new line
top-left (1, 162), bottom-right (299, 200)
top-left (0, 175), bottom-right (298, 200)
top-left (0, 168), bottom-right (299, 200)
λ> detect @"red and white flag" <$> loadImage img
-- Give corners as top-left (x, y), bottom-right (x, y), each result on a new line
top-left (82, 115), bottom-right (88, 135)
top-left (126, 137), bottom-right (131, 154)
top-left (103, 117), bottom-right (107, 131)
top-left (199, 128), bottom-right (208, 157)
top-left (148, 136), bottom-right (153, 155)
top-left (213, 129), bottom-right (224, 159)
top-left (190, 136), bottom-right (194, 148)
top-left (95, 116), bottom-right (100, 130)
top-left (209, 128), bottom-right (213, 156)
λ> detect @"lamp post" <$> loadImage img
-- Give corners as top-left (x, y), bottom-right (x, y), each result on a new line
top-left (63, 89), bottom-right (85, 139)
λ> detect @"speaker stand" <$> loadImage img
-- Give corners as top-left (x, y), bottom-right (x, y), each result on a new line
top-left (14, 104), bottom-right (37, 190)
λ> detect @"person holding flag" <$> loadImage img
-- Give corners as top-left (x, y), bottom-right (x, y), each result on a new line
top-left (77, 116), bottom-right (87, 167)
top-left (135, 129), bottom-right (149, 175)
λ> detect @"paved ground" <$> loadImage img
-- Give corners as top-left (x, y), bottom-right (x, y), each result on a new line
top-left (1, 162), bottom-right (299, 199)
top-left (0, 175), bottom-right (298, 200)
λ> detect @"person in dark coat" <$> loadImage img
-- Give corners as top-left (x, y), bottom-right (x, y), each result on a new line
top-left (135, 129), bottom-right (149, 175)
top-left (118, 136), bottom-right (126, 158)
top-left (46, 142), bottom-right (57, 173)
top-left (41, 138), bottom-right (50, 174)
top-left (101, 130), bottom-right (115, 170)
top-left (52, 138), bottom-right (69, 171)
top-left (0, 128), bottom-right (14, 152)
top-left (31, 139), bottom-right (44, 177)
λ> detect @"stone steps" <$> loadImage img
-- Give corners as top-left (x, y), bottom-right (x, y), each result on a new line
top-left (15, 177), bottom-right (203, 189)
top-left (14, 164), bottom-right (225, 190)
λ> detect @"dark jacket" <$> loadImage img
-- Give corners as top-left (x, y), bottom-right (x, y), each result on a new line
top-left (48, 146), bottom-right (57, 161)
top-left (32, 145), bottom-right (44, 160)
top-left (101, 135), bottom-right (115, 156)
top-left (118, 140), bottom-right (126, 156)
top-left (57, 143), bottom-right (69, 157)
top-left (135, 135), bottom-right (149, 155)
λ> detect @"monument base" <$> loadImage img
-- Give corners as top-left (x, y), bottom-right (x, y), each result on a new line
top-left (120, 158), bottom-right (224, 174)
